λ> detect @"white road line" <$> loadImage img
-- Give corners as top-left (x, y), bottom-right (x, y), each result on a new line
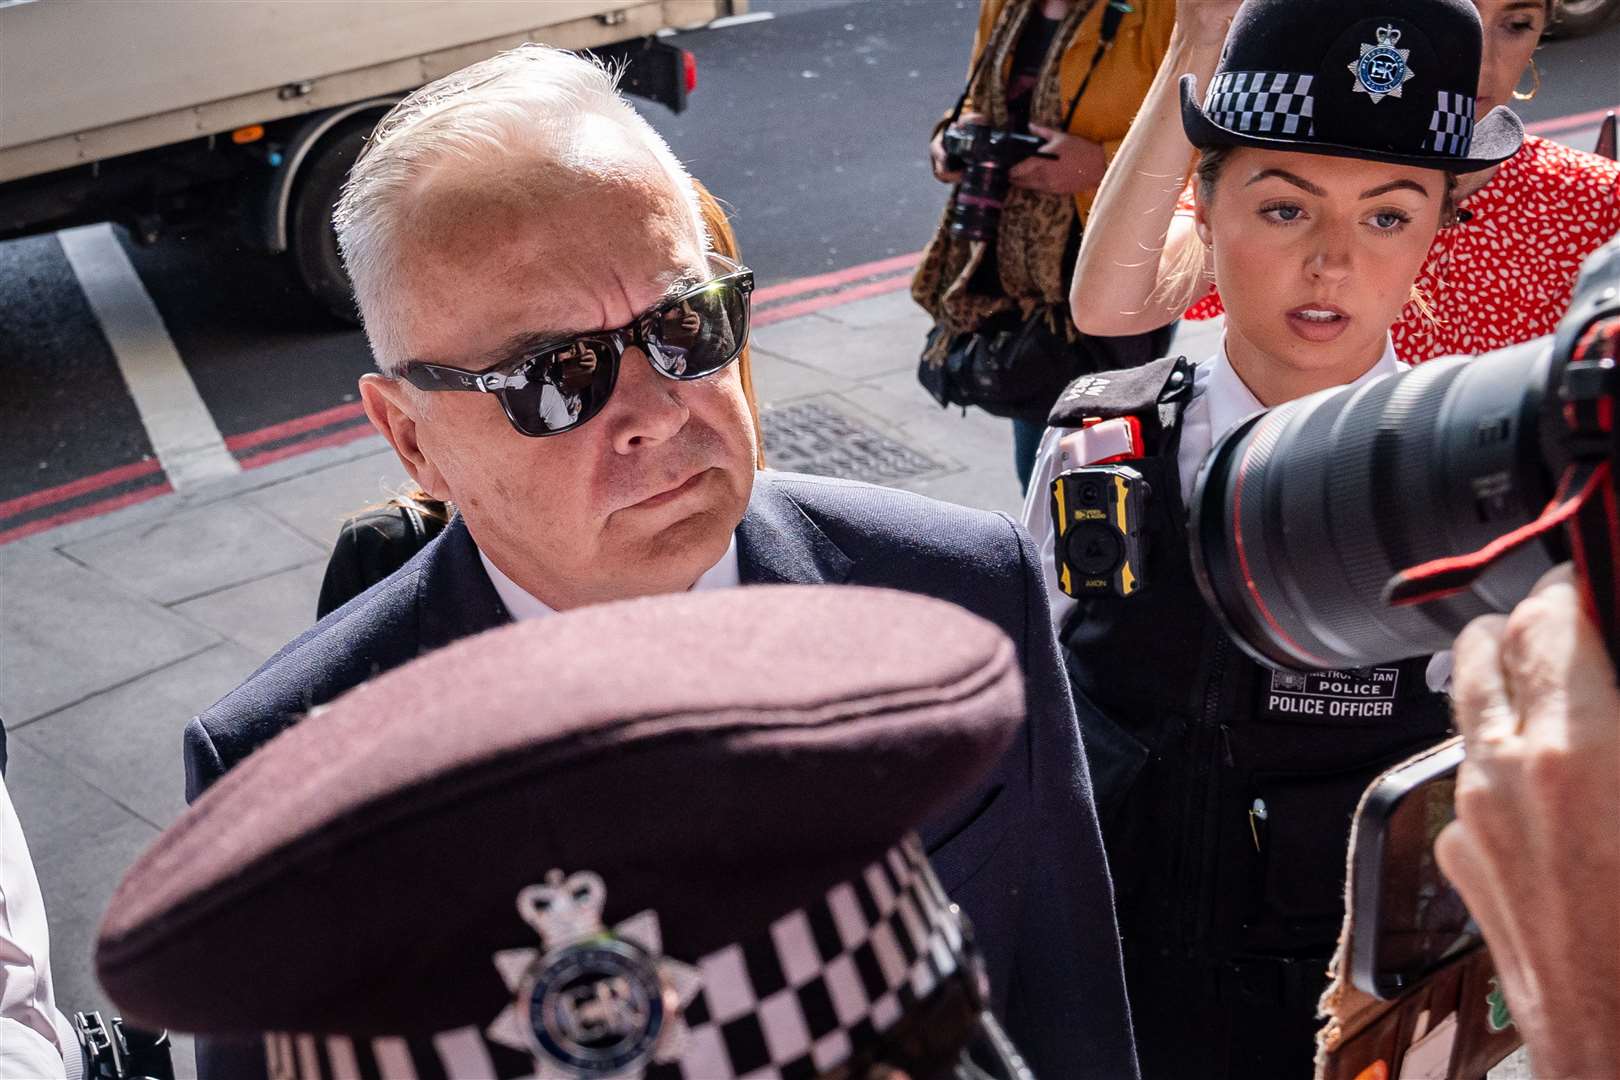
top-left (57, 224), bottom-right (240, 490)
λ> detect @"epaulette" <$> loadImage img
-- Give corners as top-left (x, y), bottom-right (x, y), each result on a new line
top-left (1047, 355), bottom-right (1197, 451)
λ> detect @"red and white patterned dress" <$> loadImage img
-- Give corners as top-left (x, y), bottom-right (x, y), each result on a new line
top-left (1181, 135), bottom-right (1620, 362)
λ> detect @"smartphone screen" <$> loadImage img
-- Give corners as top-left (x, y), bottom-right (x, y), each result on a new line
top-left (1351, 740), bottom-right (1481, 998)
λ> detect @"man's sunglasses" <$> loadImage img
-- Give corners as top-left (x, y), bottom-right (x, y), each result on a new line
top-left (398, 254), bottom-right (754, 437)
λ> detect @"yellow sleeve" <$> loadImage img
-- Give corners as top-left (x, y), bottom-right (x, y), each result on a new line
top-left (1141, 0), bottom-right (1178, 69)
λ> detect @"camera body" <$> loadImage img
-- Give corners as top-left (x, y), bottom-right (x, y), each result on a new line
top-left (1051, 465), bottom-right (1151, 598)
top-left (941, 123), bottom-right (1050, 243)
top-left (73, 1012), bottom-right (175, 1080)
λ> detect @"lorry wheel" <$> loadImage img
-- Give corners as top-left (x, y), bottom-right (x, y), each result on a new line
top-left (288, 119), bottom-right (373, 324)
top-left (1548, 0), bottom-right (1620, 36)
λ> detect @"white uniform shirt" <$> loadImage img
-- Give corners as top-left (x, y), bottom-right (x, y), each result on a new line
top-left (479, 534), bottom-right (741, 620)
top-left (0, 776), bottom-right (67, 1079)
top-left (1021, 335), bottom-right (1404, 638)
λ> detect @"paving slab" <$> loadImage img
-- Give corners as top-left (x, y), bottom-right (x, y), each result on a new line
top-left (1170, 314), bottom-right (1226, 362)
top-left (816, 288), bottom-right (928, 330)
top-left (0, 545), bottom-right (220, 724)
top-left (749, 313), bottom-right (846, 370)
top-left (174, 562), bottom-right (327, 662)
top-left (246, 442), bottom-right (405, 547)
top-left (748, 347), bottom-right (845, 406)
top-left (6, 740), bottom-right (162, 1025)
top-left (60, 500), bottom-right (326, 605)
top-left (768, 312), bottom-right (923, 382)
top-left (15, 641), bottom-right (263, 829)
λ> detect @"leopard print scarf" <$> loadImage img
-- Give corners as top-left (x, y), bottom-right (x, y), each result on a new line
top-left (912, 0), bottom-right (1102, 358)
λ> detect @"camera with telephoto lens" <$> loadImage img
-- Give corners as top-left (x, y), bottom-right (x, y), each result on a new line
top-left (1190, 235), bottom-right (1620, 674)
top-left (941, 123), bottom-right (1053, 243)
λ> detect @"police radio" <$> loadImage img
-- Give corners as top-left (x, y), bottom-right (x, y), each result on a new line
top-left (1050, 416), bottom-right (1150, 599)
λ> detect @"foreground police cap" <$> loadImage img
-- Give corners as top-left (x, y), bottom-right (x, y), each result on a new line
top-left (1180, 0), bottom-right (1523, 173)
top-left (97, 586), bottom-right (1022, 1079)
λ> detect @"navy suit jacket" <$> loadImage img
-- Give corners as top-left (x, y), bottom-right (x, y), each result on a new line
top-left (184, 471), bottom-right (1136, 1079)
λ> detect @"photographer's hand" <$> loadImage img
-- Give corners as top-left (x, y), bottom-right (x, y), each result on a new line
top-left (1009, 125), bottom-right (1107, 195)
top-left (1438, 564), bottom-right (1620, 1079)
top-left (930, 111), bottom-right (985, 183)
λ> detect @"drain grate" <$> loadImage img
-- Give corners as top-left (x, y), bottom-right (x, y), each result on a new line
top-left (761, 399), bottom-right (949, 485)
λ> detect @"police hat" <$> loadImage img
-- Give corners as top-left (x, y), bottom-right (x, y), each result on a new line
top-left (1180, 0), bottom-right (1524, 173)
top-left (96, 587), bottom-right (1024, 1079)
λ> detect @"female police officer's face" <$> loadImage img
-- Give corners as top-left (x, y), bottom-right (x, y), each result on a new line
top-left (1194, 147), bottom-right (1446, 406)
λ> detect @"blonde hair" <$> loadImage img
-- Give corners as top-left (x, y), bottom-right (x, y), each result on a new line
top-left (335, 43), bottom-right (707, 372)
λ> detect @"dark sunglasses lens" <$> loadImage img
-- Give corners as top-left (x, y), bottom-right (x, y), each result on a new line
top-left (501, 339), bottom-right (617, 436)
top-left (645, 280), bottom-right (749, 378)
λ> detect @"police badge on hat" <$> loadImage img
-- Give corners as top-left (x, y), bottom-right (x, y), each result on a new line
top-left (1349, 24), bottom-right (1415, 103)
top-left (486, 870), bottom-right (701, 1079)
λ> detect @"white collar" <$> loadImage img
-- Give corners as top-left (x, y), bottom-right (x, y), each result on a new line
top-left (478, 533), bottom-right (741, 621)
top-left (1202, 333), bottom-right (1403, 440)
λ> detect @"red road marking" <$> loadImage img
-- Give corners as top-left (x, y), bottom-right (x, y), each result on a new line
top-left (225, 401), bottom-right (367, 452)
top-left (0, 481), bottom-right (173, 546)
top-left (754, 271), bottom-right (914, 326)
top-left (0, 458), bottom-right (163, 520)
top-left (1525, 105), bottom-right (1619, 135)
top-left (235, 418), bottom-right (377, 471)
top-left (753, 251), bottom-right (921, 303)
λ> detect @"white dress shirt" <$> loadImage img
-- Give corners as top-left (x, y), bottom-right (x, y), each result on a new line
top-left (0, 776), bottom-right (67, 1079)
top-left (478, 534), bottom-right (742, 620)
top-left (1021, 335), bottom-right (1405, 638)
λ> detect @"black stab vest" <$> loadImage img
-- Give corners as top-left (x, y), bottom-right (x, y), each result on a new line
top-left (1049, 359), bottom-right (1454, 1076)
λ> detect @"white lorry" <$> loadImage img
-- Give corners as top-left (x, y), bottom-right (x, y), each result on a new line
top-left (0, 0), bottom-right (738, 317)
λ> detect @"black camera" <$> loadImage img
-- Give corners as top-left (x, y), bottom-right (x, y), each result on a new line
top-left (1051, 465), bottom-right (1151, 598)
top-left (1190, 235), bottom-right (1620, 672)
top-left (941, 123), bottom-right (1052, 243)
top-left (72, 1011), bottom-right (175, 1080)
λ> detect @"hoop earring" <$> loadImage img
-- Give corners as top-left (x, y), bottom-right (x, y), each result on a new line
top-left (1513, 59), bottom-right (1541, 102)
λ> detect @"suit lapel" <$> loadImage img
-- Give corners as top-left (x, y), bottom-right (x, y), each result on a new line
top-left (736, 473), bottom-right (854, 586)
top-left (415, 516), bottom-right (512, 653)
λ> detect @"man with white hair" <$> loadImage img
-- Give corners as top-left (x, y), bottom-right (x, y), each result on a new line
top-left (183, 45), bottom-right (1135, 1079)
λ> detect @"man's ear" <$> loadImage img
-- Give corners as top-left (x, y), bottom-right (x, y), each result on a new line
top-left (358, 374), bottom-right (451, 501)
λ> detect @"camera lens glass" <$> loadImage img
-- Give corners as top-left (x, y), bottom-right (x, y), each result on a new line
top-left (1190, 341), bottom-right (1561, 671)
top-left (1065, 521), bottom-right (1123, 576)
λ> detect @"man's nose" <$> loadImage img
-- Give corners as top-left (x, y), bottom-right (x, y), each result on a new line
top-left (604, 346), bottom-right (690, 452)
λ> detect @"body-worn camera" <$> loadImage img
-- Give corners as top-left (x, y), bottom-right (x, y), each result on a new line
top-left (941, 123), bottom-right (1052, 243)
top-left (1051, 465), bottom-right (1150, 598)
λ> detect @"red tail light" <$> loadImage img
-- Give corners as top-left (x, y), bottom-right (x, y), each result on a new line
top-left (683, 50), bottom-right (697, 94)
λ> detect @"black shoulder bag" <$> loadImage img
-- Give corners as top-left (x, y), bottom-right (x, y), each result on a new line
top-left (919, 1), bottom-right (1127, 421)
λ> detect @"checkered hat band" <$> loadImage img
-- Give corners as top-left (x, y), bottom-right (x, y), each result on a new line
top-left (1204, 70), bottom-right (1316, 137)
top-left (268, 836), bottom-right (973, 1080)
top-left (1429, 89), bottom-right (1477, 156)
top-left (648, 834), bottom-right (968, 1080)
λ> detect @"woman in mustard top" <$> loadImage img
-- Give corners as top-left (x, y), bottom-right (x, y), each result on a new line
top-left (913, 0), bottom-right (1177, 488)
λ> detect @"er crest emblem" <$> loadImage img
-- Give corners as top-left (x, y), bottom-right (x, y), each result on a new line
top-left (486, 870), bottom-right (701, 1079)
top-left (1349, 25), bottom-right (1414, 103)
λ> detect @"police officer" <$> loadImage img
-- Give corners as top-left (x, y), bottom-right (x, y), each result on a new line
top-left (1021, 0), bottom-right (1525, 1074)
top-left (95, 587), bottom-right (1038, 1080)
